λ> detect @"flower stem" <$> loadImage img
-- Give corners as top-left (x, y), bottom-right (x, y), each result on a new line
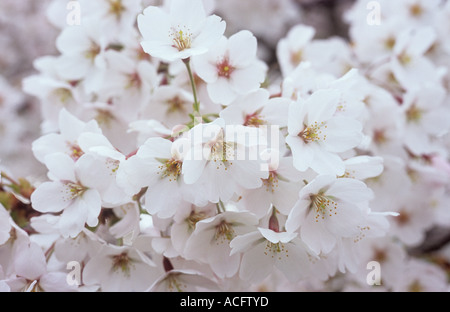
top-left (183, 58), bottom-right (200, 115)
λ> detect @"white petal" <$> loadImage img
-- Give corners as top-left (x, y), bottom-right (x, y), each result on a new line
top-left (30, 182), bottom-right (72, 213)
top-left (14, 242), bottom-right (47, 280)
top-left (140, 41), bottom-right (179, 62)
top-left (301, 215), bottom-right (337, 254)
top-left (170, 0), bottom-right (206, 30)
top-left (182, 158), bottom-right (207, 185)
top-left (323, 117), bottom-right (363, 153)
top-left (192, 15), bottom-right (226, 49)
top-left (274, 240), bottom-right (310, 282)
top-left (309, 146), bottom-right (345, 176)
top-left (32, 134), bottom-right (67, 164)
top-left (138, 137), bottom-right (173, 159)
top-left (56, 26), bottom-right (91, 54)
top-left (272, 181), bottom-right (302, 215)
top-left (306, 89), bottom-right (340, 124)
top-left (40, 272), bottom-right (76, 292)
top-left (285, 199), bottom-right (310, 232)
top-left (326, 178), bottom-right (373, 203)
top-left (116, 155), bottom-right (160, 196)
top-left (300, 174), bottom-right (335, 198)
top-left (229, 62), bottom-right (266, 94)
top-left (0, 205), bottom-right (11, 245)
top-left (77, 132), bottom-right (114, 152)
top-left (286, 136), bottom-right (313, 172)
top-left (57, 201), bottom-right (88, 238)
top-left (145, 180), bottom-right (189, 218)
top-left (228, 30), bottom-right (257, 67)
top-left (137, 7), bottom-right (171, 43)
top-left (287, 100), bottom-right (307, 137)
top-left (240, 188), bottom-right (272, 218)
top-left (258, 228), bottom-right (297, 244)
top-left (229, 231), bottom-right (263, 255)
top-left (192, 55), bottom-right (218, 83)
top-left (239, 241), bottom-right (274, 283)
top-left (80, 189), bottom-right (102, 227)
top-left (59, 109), bottom-right (91, 141)
top-left (55, 55), bottom-right (90, 80)
top-left (44, 153), bottom-right (76, 182)
top-left (82, 252), bottom-right (109, 286)
top-left (325, 203), bottom-right (364, 237)
top-left (209, 251), bottom-right (240, 278)
top-left (207, 77), bottom-right (237, 105)
top-left (344, 156), bottom-right (384, 180)
top-left (232, 159), bottom-right (267, 189)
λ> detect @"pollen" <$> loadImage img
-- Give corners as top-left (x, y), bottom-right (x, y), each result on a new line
top-left (54, 88), bottom-right (72, 104)
top-left (243, 111), bottom-right (265, 127)
top-left (290, 49), bottom-right (303, 66)
top-left (353, 225), bottom-right (370, 243)
top-left (109, 0), bottom-right (125, 19)
top-left (126, 72), bottom-right (141, 89)
top-left (408, 280), bottom-right (424, 292)
top-left (166, 96), bottom-right (188, 114)
top-left (409, 3), bottom-right (423, 17)
top-left (398, 52), bottom-right (412, 65)
top-left (299, 121), bottom-right (327, 144)
top-left (405, 104), bottom-right (423, 123)
top-left (384, 36), bottom-right (396, 51)
top-left (186, 210), bottom-right (208, 232)
top-left (167, 274), bottom-right (188, 292)
top-left (111, 252), bottom-right (134, 277)
top-left (95, 109), bottom-right (116, 127)
top-left (66, 142), bottom-right (84, 161)
top-left (373, 248), bottom-right (387, 263)
top-left (61, 181), bottom-right (87, 201)
top-left (209, 133), bottom-right (235, 166)
top-left (262, 171), bottom-right (279, 193)
top-left (106, 159), bottom-right (120, 175)
top-left (170, 26), bottom-right (192, 51)
top-left (373, 129), bottom-right (388, 145)
top-left (215, 221), bottom-right (235, 244)
top-left (264, 241), bottom-right (289, 259)
top-left (395, 209), bottom-right (411, 226)
top-left (310, 193), bottom-right (338, 222)
top-left (340, 170), bottom-right (356, 179)
top-left (85, 42), bottom-right (101, 61)
top-left (157, 158), bottom-right (182, 181)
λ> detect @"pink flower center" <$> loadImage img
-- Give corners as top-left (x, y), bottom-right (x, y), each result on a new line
top-left (66, 142), bottom-right (84, 161)
top-left (216, 57), bottom-right (235, 79)
top-left (243, 112), bottom-right (265, 127)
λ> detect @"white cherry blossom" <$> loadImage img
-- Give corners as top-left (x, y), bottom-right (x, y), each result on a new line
top-left (193, 30), bottom-right (267, 105)
top-left (286, 89), bottom-right (363, 175)
top-left (230, 227), bottom-right (313, 283)
top-left (138, 0), bottom-right (226, 62)
top-left (286, 175), bottom-right (374, 254)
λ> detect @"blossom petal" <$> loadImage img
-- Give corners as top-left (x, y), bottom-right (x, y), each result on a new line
top-left (193, 15), bottom-right (226, 51)
top-left (31, 181), bottom-right (72, 213)
top-left (327, 178), bottom-right (373, 203)
top-left (138, 7), bottom-right (171, 43)
top-left (229, 61), bottom-right (266, 94)
top-left (207, 77), bottom-right (237, 105)
top-left (239, 241), bottom-right (274, 282)
top-left (309, 145), bottom-right (345, 176)
top-left (44, 153), bottom-right (76, 182)
top-left (228, 30), bottom-right (257, 67)
top-left (286, 136), bottom-right (313, 172)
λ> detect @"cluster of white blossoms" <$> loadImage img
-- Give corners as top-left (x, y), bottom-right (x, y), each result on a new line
top-left (0, 0), bottom-right (449, 292)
